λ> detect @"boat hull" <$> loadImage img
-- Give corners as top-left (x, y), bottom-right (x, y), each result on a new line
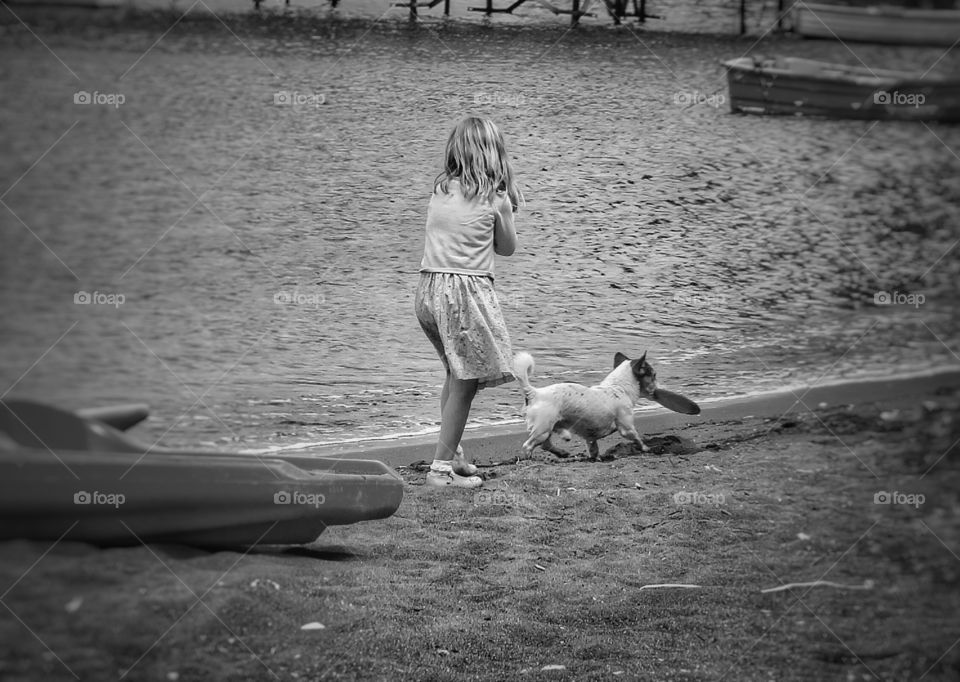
top-left (0, 400), bottom-right (405, 548)
top-left (724, 57), bottom-right (960, 122)
top-left (793, 2), bottom-right (960, 46)
top-left (0, 448), bottom-right (405, 547)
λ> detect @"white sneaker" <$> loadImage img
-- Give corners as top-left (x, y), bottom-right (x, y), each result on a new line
top-left (426, 469), bottom-right (483, 489)
top-left (453, 445), bottom-right (478, 476)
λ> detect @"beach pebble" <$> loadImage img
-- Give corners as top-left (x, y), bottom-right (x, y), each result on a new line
top-left (542, 664), bottom-right (566, 671)
top-left (65, 596), bottom-right (83, 613)
top-left (300, 622), bottom-right (326, 631)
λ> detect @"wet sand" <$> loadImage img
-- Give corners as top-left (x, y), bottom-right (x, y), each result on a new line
top-left (2, 371), bottom-right (958, 680)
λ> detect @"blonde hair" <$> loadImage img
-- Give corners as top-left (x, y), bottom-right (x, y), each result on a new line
top-left (435, 116), bottom-right (523, 211)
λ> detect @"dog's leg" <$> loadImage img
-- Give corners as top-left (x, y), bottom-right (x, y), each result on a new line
top-left (587, 440), bottom-right (600, 460)
top-left (521, 417), bottom-right (555, 456)
top-left (617, 412), bottom-right (650, 453)
top-left (542, 435), bottom-right (572, 458)
top-left (521, 431), bottom-right (549, 456)
top-left (619, 426), bottom-right (649, 453)
top-left (521, 406), bottom-right (561, 457)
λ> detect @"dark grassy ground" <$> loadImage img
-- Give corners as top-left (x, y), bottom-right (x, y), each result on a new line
top-left (1, 388), bottom-right (958, 681)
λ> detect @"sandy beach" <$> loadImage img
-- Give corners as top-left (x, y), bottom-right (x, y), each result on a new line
top-left (2, 371), bottom-right (958, 681)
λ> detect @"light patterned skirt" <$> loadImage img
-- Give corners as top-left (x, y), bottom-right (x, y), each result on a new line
top-left (415, 272), bottom-right (516, 390)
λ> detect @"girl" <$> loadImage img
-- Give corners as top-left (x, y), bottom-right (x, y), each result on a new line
top-left (415, 116), bottom-right (523, 489)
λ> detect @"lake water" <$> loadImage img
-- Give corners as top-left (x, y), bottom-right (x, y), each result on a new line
top-left (1, 9), bottom-right (958, 450)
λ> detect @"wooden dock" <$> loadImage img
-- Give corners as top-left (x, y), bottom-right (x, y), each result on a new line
top-left (248, 0), bottom-right (782, 32)
top-left (249, 0), bottom-right (660, 25)
top-left (395, 0), bottom-right (661, 26)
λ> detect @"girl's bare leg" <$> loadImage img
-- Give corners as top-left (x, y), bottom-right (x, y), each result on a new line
top-left (437, 373), bottom-right (477, 475)
top-left (434, 377), bottom-right (478, 463)
top-left (440, 371), bottom-right (451, 413)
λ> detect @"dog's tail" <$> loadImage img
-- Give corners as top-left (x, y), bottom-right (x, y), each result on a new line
top-left (513, 352), bottom-right (537, 403)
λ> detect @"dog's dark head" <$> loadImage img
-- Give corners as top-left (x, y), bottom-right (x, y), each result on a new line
top-left (614, 351), bottom-right (657, 396)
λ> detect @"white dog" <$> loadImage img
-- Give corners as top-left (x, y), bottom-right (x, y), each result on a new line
top-left (514, 351), bottom-right (700, 460)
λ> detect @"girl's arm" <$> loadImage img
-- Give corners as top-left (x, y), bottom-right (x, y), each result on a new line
top-left (493, 194), bottom-right (517, 256)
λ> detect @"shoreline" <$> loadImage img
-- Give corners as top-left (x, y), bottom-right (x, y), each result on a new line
top-left (2, 364), bottom-right (958, 679)
top-left (250, 365), bottom-right (960, 469)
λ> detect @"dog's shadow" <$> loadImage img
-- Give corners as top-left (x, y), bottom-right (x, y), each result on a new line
top-left (603, 435), bottom-right (701, 459)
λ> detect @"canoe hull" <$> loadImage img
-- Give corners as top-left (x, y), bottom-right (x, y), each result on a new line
top-left (724, 57), bottom-right (960, 122)
top-left (793, 2), bottom-right (960, 46)
top-left (0, 399), bottom-right (405, 548)
top-left (0, 449), bottom-right (405, 547)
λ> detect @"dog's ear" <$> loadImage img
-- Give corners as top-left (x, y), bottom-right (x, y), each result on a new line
top-left (631, 352), bottom-right (652, 380)
top-left (614, 352), bottom-right (629, 369)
